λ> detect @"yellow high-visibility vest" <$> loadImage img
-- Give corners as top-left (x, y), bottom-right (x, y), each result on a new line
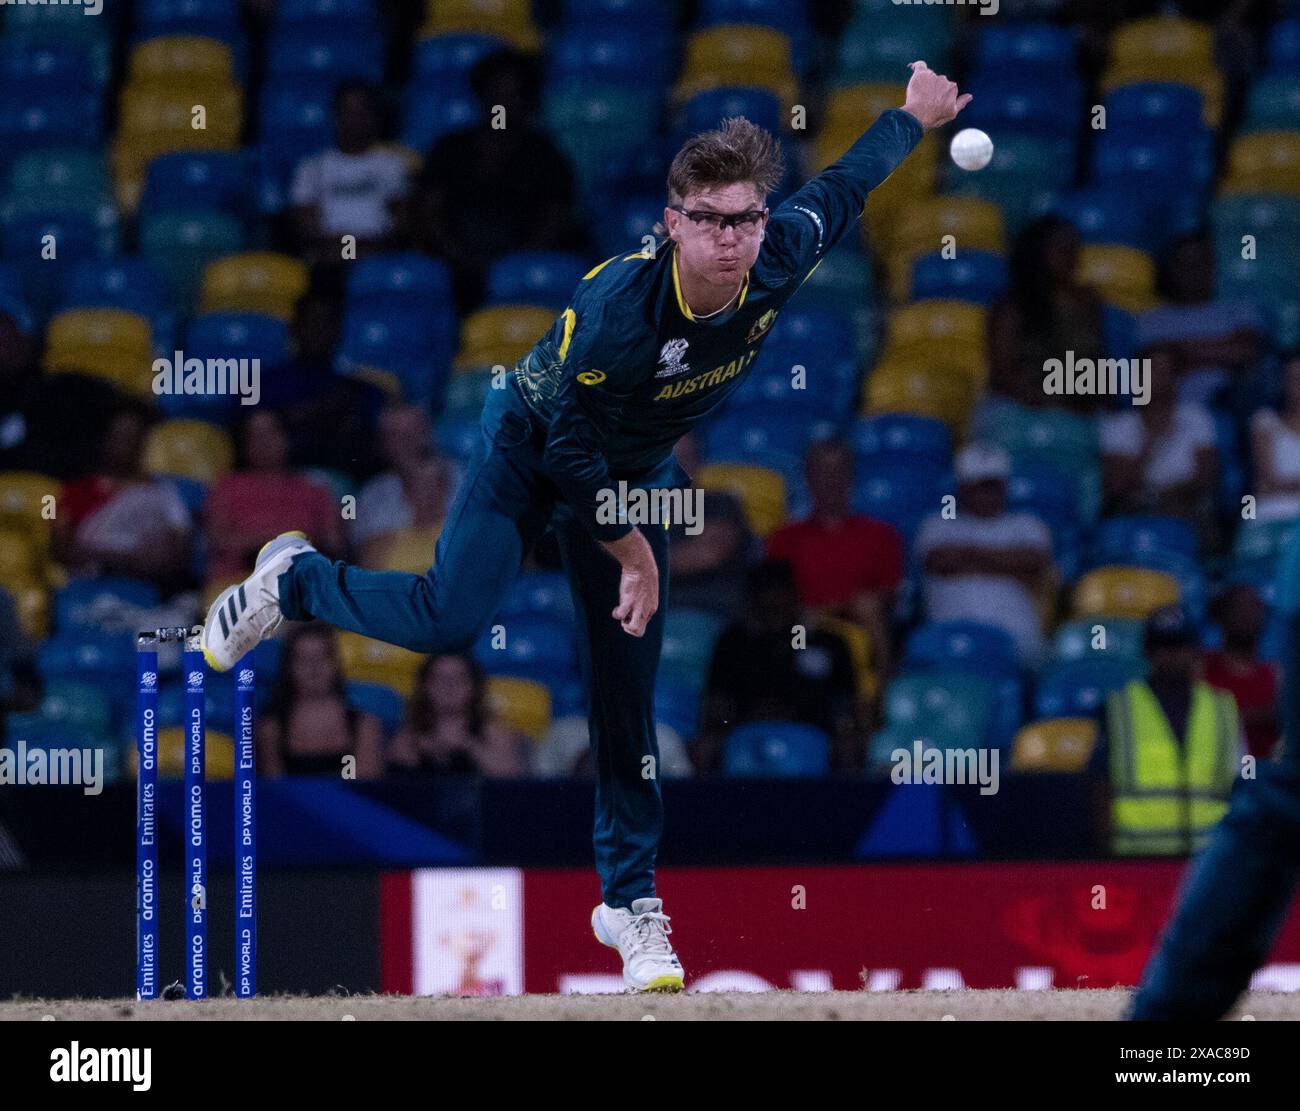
top-left (1106, 680), bottom-right (1239, 856)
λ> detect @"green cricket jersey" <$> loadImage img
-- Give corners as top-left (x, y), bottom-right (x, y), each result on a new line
top-left (512, 107), bottom-right (925, 542)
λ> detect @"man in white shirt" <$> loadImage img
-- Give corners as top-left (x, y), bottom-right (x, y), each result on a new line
top-left (914, 443), bottom-right (1056, 667)
top-left (291, 81), bottom-right (411, 263)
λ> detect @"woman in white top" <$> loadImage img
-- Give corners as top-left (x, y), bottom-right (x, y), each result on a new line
top-left (1250, 354), bottom-right (1300, 523)
top-left (1100, 345), bottom-right (1219, 550)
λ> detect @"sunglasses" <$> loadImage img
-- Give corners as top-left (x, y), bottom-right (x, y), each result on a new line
top-left (669, 205), bottom-right (768, 234)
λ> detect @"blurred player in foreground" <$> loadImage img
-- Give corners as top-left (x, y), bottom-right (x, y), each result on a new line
top-left (201, 62), bottom-right (970, 992)
top-left (1131, 528), bottom-right (1300, 1019)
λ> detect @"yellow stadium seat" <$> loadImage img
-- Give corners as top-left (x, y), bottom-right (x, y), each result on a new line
top-left (454, 306), bottom-right (555, 370)
top-left (486, 675), bottom-right (552, 741)
top-left (137, 728), bottom-right (234, 780)
top-left (199, 252), bottom-right (309, 320)
top-left (1102, 66), bottom-right (1222, 128)
top-left (814, 83), bottom-right (907, 170)
top-left (368, 525), bottom-right (443, 574)
top-left (873, 348), bottom-right (987, 394)
top-left (1224, 132), bottom-right (1300, 196)
top-left (421, 0), bottom-right (540, 51)
top-left (878, 300), bottom-right (989, 386)
top-left (43, 309), bottom-right (154, 396)
top-left (1073, 566), bottom-right (1179, 620)
top-left (698, 462), bottom-right (787, 536)
top-left (886, 197), bottom-right (1005, 301)
top-left (0, 471), bottom-right (58, 559)
top-left (143, 420), bottom-right (235, 484)
top-left (0, 526), bottom-right (39, 584)
top-left (813, 613), bottom-right (877, 700)
top-left (337, 632), bottom-right (424, 697)
top-left (675, 26), bottom-right (798, 110)
top-left (862, 134), bottom-right (940, 257)
top-left (1011, 718), bottom-right (1098, 772)
top-left (1076, 244), bottom-right (1158, 312)
top-left (129, 35), bottom-right (235, 86)
top-left (1110, 17), bottom-right (1214, 70)
top-left (112, 81), bottom-right (243, 209)
top-left (5, 577), bottom-right (49, 639)
top-left (864, 364), bottom-right (976, 432)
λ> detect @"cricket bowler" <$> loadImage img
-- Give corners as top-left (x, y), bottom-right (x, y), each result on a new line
top-left (199, 61), bottom-right (971, 992)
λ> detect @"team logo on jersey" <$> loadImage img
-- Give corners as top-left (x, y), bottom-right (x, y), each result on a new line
top-left (746, 308), bottom-right (778, 344)
top-left (654, 338), bottom-right (691, 378)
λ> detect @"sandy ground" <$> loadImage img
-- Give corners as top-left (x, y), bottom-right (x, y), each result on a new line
top-left (1, 989), bottom-right (1297, 1020)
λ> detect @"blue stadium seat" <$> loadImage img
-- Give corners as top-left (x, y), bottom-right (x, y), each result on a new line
top-left (411, 33), bottom-right (507, 83)
top-left (61, 258), bottom-right (173, 347)
top-left (700, 405), bottom-right (836, 468)
top-left (850, 414), bottom-right (951, 465)
top-left (884, 670), bottom-right (997, 748)
top-left (400, 85), bottom-right (480, 150)
top-left (905, 621), bottom-right (1019, 675)
top-left (274, 0), bottom-right (378, 29)
top-left (561, 0), bottom-right (675, 35)
top-left (910, 250), bottom-right (1008, 305)
top-left (722, 721), bottom-right (830, 777)
top-left (1104, 81), bottom-right (1205, 135)
top-left (1268, 17), bottom-right (1300, 70)
top-left (963, 75), bottom-right (1082, 147)
top-left (3, 212), bottom-right (111, 320)
top-left (140, 152), bottom-right (249, 219)
top-left (139, 210), bottom-right (246, 313)
top-left (1053, 617), bottom-right (1147, 664)
top-left (486, 252), bottom-right (588, 309)
top-left (472, 615), bottom-right (579, 685)
top-left (256, 80), bottom-right (335, 213)
top-left (0, 40), bottom-right (99, 91)
top-left (1093, 516), bottom-right (1199, 564)
top-left (37, 631), bottom-right (136, 685)
top-left (496, 570), bottom-right (577, 624)
top-left (974, 21), bottom-right (1076, 73)
top-left (655, 681), bottom-right (702, 741)
top-left (595, 195), bottom-right (664, 255)
top-left (136, 0), bottom-right (240, 37)
top-left (347, 253), bottom-right (453, 306)
top-left (267, 29), bottom-right (384, 83)
top-left (186, 312), bottom-right (290, 368)
top-left (548, 28), bottom-right (672, 90)
top-left (852, 459), bottom-right (951, 540)
top-left (1052, 188), bottom-right (1153, 250)
top-left (54, 578), bottom-right (162, 632)
top-left (1034, 659), bottom-right (1142, 718)
top-left (741, 305), bottom-right (860, 415)
top-left (682, 86), bottom-right (781, 138)
top-left (336, 305), bottom-right (454, 404)
top-left (660, 608), bottom-right (726, 691)
top-left (1244, 73), bottom-right (1300, 132)
top-left (345, 681), bottom-right (406, 732)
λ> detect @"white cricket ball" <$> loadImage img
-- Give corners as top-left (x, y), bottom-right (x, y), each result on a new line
top-left (950, 128), bottom-right (993, 172)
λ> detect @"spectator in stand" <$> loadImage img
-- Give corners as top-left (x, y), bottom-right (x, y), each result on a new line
top-left (291, 80), bottom-right (412, 266)
top-left (1138, 233), bottom-right (1266, 409)
top-left (262, 290), bottom-right (388, 479)
top-left (1100, 343), bottom-right (1220, 551)
top-left (766, 438), bottom-right (903, 681)
top-left (259, 623), bottom-right (384, 778)
top-left (665, 432), bottom-right (756, 620)
top-left (988, 215), bottom-right (1107, 413)
top-left (388, 653), bottom-right (529, 777)
top-left (359, 457), bottom-right (453, 572)
top-left (1204, 583), bottom-right (1280, 761)
top-left (1250, 351), bottom-right (1300, 523)
top-left (412, 48), bottom-right (583, 312)
top-left (350, 402), bottom-right (457, 550)
top-left (914, 443), bottom-right (1056, 668)
top-left (53, 397), bottom-right (192, 591)
top-left (205, 409), bottom-right (345, 584)
top-left (698, 559), bottom-right (861, 773)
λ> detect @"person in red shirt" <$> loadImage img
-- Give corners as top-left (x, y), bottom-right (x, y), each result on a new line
top-left (765, 438), bottom-right (903, 681)
top-left (1203, 583), bottom-right (1280, 760)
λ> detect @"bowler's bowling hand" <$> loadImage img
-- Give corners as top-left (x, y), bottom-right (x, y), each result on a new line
top-left (605, 530), bottom-right (659, 637)
top-left (901, 60), bottom-right (972, 130)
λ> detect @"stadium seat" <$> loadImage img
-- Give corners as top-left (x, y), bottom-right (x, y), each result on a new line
top-left (129, 34), bottom-right (234, 86)
top-left (659, 608), bottom-right (726, 692)
top-left (1225, 132), bottom-right (1300, 196)
top-left (850, 414), bottom-right (951, 466)
top-left (421, 0), bottom-right (541, 52)
top-left (884, 670), bottom-right (996, 748)
top-left (345, 680), bottom-right (407, 734)
top-left (1072, 566), bottom-right (1179, 620)
top-left (473, 614), bottom-right (579, 689)
top-left (143, 420), bottom-right (235, 483)
top-left (337, 306), bottom-right (452, 404)
top-left (654, 681), bottom-right (702, 742)
top-left (43, 309), bottom-right (154, 398)
top-left (863, 364), bottom-right (976, 432)
top-left (337, 632), bottom-right (424, 697)
top-left (1268, 16), bottom-right (1300, 70)
top-left (185, 311), bottom-right (289, 368)
top-left (904, 621), bottom-right (1019, 676)
top-left (139, 210), bottom-right (246, 313)
top-left (60, 259), bottom-right (171, 342)
top-left (549, 28), bottom-right (673, 92)
top-left (1093, 516), bottom-right (1198, 564)
top-left (1052, 188), bottom-right (1153, 251)
top-left (0, 472), bottom-right (59, 548)
top-left (37, 631), bottom-right (136, 686)
top-left (486, 675), bottom-right (553, 741)
top-left (410, 32), bottom-right (505, 84)
top-left (140, 150), bottom-right (248, 219)
top-left (255, 79), bottom-right (335, 213)
top-left (275, 0), bottom-right (378, 29)
top-left (1034, 659), bottom-right (1141, 719)
top-left (454, 306), bottom-right (557, 371)
top-left (199, 253), bottom-right (309, 320)
top-left (400, 84), bottom-right (481, 150)
top-left (5, 579), bottom-right (50, 639)
top-left (886, 196), bottom-right (1006, 300)
top-left (36, 680), bottom-right (115, 736)
top-left (266, 28), bottom-right (384, 83)
top-left (722, 721), bottom-right (830, 777)
top-left (1076, 244), bottom-right (1158, 312)
top-left (975, 22), bottom-right (1076, 73)
top-left (1010, 718), bottom-right (1098, 772)
top-left (486, 252), bottom-right (589, 309)
top-left (675, 25), bottom-right (798, 110)
top-left (496, 570), bottom-right (576, 624)
top-left (1053, 617), bottom-right (1147, 665)
top-left (909, 250), bottom-right (1008, 306)
top-left (697, 462), bottom-right (787, 536)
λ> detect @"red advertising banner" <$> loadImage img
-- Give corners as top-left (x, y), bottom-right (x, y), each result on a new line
top-left (381, 862), bottom-right (1300, 995)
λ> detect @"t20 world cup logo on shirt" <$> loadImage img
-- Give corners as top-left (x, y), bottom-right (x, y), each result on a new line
top-left (655, 338), bottom-right (691, 378)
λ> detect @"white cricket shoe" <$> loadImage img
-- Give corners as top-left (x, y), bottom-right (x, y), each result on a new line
top-left (591, 897), bottom-right (685, 993)
top-left (201, 531), bottom-right (316, 672)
